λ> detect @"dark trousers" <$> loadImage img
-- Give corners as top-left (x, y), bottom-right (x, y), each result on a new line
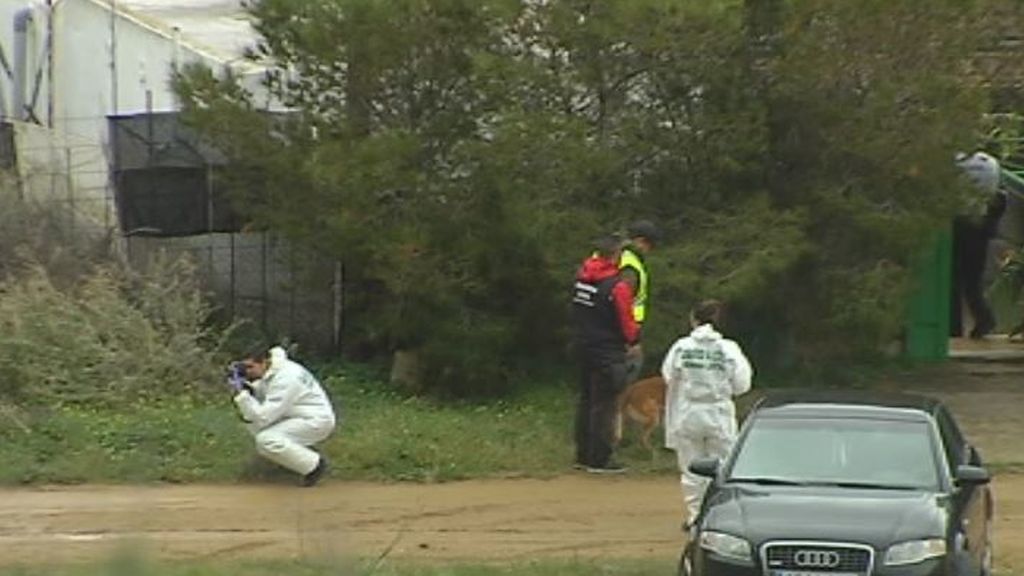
top-left (625, 352), bottom-right (644, 385)
top-left (574, 359), bottom-right (627, 467)
top-left (952, 216), bottom-right (996, 337)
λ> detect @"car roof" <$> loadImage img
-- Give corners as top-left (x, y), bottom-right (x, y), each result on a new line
top-left (751, 389), bottom-right (943, 422)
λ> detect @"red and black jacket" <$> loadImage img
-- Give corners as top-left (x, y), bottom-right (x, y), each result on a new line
top-left (571, 256), bottom-right (639, 363)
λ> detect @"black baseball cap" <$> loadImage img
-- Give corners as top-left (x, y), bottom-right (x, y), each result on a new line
top-left (627, 220), bottom-right (661, 244)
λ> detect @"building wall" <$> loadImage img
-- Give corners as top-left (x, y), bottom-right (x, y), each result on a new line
top-left (0, 0), bottom-right (265, 207)
top-left (56, 0), bottom-right (268, 139)
top-left (12, 121), bottom-right (113, 226)
top-left (1, 1), bottom-right (181, 212)
top-left (0, 0), bottom-right (274, 224)
top-left (1, 0), bottom-right (262, 131)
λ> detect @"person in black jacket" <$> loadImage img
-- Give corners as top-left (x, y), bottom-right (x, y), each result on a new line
top-left (571, 236), bottom-right (640, 474)
top-left (952, 152), bottom-right (1007, 339)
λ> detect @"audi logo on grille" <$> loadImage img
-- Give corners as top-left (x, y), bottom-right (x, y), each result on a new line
top-left (794, 550), bottom-right (841, 568)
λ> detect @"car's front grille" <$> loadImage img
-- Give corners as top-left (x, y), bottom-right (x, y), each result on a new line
top-left (762, 542), bottom-right (873, 574)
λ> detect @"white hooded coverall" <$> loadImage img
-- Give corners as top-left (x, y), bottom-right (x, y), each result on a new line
top-left (661, 324), bottom-right (752, 522)
top-left (234, 347), bottom-right (337, 475)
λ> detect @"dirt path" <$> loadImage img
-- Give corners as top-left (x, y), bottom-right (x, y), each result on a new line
top-left (1, 473), bottom-right (1022, 572)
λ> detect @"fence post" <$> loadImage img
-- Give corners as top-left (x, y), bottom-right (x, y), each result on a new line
top-left (229, 230), bottom-right (236, 318)
top-left (65, 146), bottom-right (73, 235)
top-left (333, 260), bottom-right (344, 355)
top-left (261, 232), bottom-right (269, 332)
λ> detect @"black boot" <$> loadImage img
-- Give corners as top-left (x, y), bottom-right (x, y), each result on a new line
top-left (302, 457), bottom-right (328, 487)
top-left (970, 317), bottom-right (995, 339)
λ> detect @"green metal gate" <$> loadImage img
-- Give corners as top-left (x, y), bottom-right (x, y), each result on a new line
top-left (905, 231), bottom-right (952, 360)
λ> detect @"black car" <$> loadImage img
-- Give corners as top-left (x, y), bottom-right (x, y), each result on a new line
top-left (679, 390), bottom-right (994, 576)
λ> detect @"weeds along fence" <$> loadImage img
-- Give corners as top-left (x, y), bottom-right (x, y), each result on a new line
top-left (3, 117), bottom-right (343, 356)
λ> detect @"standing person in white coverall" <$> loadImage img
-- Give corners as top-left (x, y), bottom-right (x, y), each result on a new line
top-left (229, 345), bottom-right (337, 487)
top-left (661, 300), bottom-right (752, 529)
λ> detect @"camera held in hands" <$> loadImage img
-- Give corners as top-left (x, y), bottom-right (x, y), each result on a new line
top-left (229, 361), bottom-right (247, 382)
top-left (226, 361), bottom-right (251, 394)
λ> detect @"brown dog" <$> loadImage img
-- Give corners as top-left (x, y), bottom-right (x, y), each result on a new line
top-left (614, 375), bottom-right (667, 452)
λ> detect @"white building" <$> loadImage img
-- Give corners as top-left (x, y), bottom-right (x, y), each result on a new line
top-left (0, 1), bottom-right (339, 351)
top-left (0, 0), bottom-right (265, 225)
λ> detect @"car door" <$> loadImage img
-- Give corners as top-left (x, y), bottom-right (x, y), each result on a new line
top-left (935, 406), bottom-right (987, 570)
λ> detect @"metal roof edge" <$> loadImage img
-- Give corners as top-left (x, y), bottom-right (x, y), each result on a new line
top-left (74, 0), bottom-right (265, 73)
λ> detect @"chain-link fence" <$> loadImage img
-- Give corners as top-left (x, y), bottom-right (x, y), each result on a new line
top-left (124, 232), bottom-right (341, 355)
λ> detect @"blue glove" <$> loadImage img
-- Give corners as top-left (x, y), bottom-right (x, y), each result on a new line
top-left (227, 362), bottom-right (248, 393)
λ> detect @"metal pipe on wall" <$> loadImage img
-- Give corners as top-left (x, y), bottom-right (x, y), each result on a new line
top-left (13, 7), bottom-right (34, 121)
top-left (171, 25), bottom-right (181, 71)
top-left (109, 0), bottom-right (118, 115)
top-left (46, 0), bottom-right (53, 127)
top-left (0, 46), bottom-right (10, 118)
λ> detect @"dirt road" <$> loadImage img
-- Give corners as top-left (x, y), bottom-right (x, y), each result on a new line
top-left (1, 473), bottom-right (1022, 572)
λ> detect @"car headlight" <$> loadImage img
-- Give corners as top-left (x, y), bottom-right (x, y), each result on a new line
top-left (884, 539), bottom-right (946, 566)
top-left (699, 531), bottom-right (752, 562)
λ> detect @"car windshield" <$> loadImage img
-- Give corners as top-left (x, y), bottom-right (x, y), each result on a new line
top-left (728, 416), bottom-right (941, 490)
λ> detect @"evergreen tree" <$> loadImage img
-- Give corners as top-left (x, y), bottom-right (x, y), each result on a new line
top-left (175, 0), bottom-right (991, 394)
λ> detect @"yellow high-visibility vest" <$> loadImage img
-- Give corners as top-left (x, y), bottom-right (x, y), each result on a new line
top-left (619, 247), bottom-right (648, 323)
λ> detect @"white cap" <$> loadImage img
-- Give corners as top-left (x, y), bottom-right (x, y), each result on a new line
top-left (956, 151), bottom-right (1001, 194)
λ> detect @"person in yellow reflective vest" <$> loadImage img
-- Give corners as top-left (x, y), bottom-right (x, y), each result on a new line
top-left (620, 220), bottom-right (660, 384)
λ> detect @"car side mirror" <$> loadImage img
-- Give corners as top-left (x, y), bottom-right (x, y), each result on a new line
top-left (955, 465), bottom-right (991, 487)
top-left (689, 458), bottom-right (720, 479)
top-left (967, 444), bottom-right (983, 466)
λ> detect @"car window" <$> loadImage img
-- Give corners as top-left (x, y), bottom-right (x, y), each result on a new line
top-left (935, 406), bottom-right (968, 472)
top-left (728, 417), bottom-right (940, 490)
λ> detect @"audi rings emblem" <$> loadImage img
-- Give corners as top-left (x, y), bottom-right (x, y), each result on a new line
top-left (794, 550), bottom-right (841, 568)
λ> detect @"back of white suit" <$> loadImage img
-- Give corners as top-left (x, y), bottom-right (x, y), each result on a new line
top-left (661, 323), bottom-right (752, 522)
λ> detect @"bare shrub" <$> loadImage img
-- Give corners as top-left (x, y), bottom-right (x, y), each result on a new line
top-left (0, 185), bottom-right (114, 287)
top-left (0, 257), bottom-right (233, 406)
top-left (0, 183), bottom-right (234, 406)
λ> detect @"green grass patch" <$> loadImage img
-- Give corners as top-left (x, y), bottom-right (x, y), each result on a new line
top-left (0, 359), bottom-right (1014, 486)
top-left (0, 365), bottom-right (677, 485)
top-left (0, 398), bottom-right (249, 484)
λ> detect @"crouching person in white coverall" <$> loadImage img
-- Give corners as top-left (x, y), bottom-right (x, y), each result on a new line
top-left (661, 300), bottom-right (752, 528)
top-left (230, 345), bottom-right (337, 487)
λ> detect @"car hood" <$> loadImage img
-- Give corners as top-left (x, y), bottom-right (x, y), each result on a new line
top-left (703, 485), bottom-right (949, 548)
